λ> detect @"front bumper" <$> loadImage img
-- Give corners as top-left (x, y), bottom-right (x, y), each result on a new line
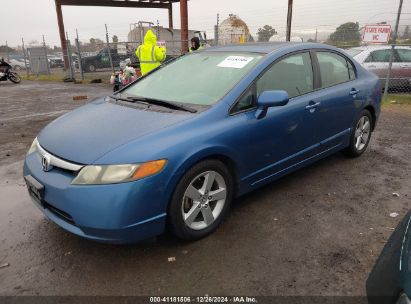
top-left (23, 152), bottom-right (168, 244)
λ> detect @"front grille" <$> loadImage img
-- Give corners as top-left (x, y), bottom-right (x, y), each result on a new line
top-left (37, 143), bottom-right (84, 173)
top-left (44, 201), bottom-right (76, 225)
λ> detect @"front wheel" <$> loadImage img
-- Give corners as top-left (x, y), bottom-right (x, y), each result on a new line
top-left (8, 72), bottom-right (21, 84)
top-left (343, 109), bottom-right (373, 157)
top-left (168, 160), bottom-right (233, 241)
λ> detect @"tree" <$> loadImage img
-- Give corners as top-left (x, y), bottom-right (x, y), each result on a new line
top-left (0, 45), bottom-right (16, 53)
top-left (329, 22), bottom-right (361, 44)
top-left (257, 25), bottom-right (277, 42)
top-left (88, 37), bottom-right (104, 51)
top-left (402, 25), bottom-right (410, 40)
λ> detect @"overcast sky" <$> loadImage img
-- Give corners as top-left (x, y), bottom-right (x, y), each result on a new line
top-left (1, 0), bottom-right (410, 47)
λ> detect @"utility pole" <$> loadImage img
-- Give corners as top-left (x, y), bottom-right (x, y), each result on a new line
top-left (180, 0), bottom-right (188, 54)
top-left (105, 24), bottom-right (114, 73)
top-left (286, 0), bottom-right (293, 41)
top-left (22, 38), bottom-right (29, 77)
top-left (75, 29), bottom-right (84, 80)
top-left (315, 27), bottom-right (318, 43)
top-left (65, 32), bottom-right (74, 81)
top-left (383, 0), bottom-right (403, 98)
top-left (5, 41), bottom-right (10, 61)
top-left (214, 13), bottom-right (220, 46)
top-left (54, 0), bottom-right (69, 69)
top-left (43, 35), bottom-right (50, 75)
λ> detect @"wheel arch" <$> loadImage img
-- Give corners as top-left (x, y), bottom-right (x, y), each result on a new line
top-left (169, 148), bottom-right (242, 201)
top-left (364, 105), bottom-right (376, 131)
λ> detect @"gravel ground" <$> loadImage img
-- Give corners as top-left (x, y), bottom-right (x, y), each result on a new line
top-left (0, 81), bottom-right (410, 296)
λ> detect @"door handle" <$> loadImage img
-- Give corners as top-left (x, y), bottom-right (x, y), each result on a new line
top-left (350, 89), bottom-right (360, 95)
top-left (305, 101), bottom-right (321, 109)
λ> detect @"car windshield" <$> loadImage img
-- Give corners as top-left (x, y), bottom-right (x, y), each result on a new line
top-left (123, 52), bottom-right (263, 106)
top-left (345, 49), bottom-right (363, 57)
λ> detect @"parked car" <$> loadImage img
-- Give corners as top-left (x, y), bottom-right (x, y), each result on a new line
top-left (367, 210), bottom-right (411, 304)
top-left (80, 48), bottom-right (129, 72)
top-left (48, 56), bottom-right (64, 68)
top-left (347, 45), bottom-right (411, 90)
top-left (24, 42), bottom-right (381, 243)
top-left (9, 58), bottom-right (28, 71)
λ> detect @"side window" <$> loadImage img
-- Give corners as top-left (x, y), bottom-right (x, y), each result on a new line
top-left (256, 52), bottom-right (314, 99)
top-left (317, 52), bottom-right (352, 88)
top-left (397, 49), bottom-right (411, 62)
top-left (369, 49), bottom-right (391, 62)
top-left (231, 86), bottom-right (255, 113)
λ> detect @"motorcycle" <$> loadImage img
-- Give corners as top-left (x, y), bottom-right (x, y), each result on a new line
top-left (0, 60), bottom-right (21, 84)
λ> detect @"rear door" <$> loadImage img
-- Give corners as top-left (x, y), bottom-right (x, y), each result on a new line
top-left (311, 50), bottom-right (364, 150)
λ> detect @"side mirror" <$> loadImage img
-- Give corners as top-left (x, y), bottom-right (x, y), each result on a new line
top-left (255, 90), bottom-right (289, 119)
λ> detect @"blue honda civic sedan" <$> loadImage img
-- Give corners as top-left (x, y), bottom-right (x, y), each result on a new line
top-left (24, 42), bottom-right (382, 243)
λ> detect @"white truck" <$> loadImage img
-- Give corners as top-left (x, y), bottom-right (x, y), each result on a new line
top-left (128, 21), bottom-right (208, 56)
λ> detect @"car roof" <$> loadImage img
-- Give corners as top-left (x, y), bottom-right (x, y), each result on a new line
top-left (204, 42), bottom-right (335, 54)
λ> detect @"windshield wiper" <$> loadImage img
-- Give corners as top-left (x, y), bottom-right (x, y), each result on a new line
top-left (127, 96), bottom-right (197, 113)
top-left (108, 95), bottom-right (150, 106)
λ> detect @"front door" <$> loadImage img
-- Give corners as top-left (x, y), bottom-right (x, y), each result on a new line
top-left (228, 51), bottom-right (321, 187)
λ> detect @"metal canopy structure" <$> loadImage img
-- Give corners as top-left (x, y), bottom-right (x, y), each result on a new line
top-left (54, 0), bottom-right (189, 68)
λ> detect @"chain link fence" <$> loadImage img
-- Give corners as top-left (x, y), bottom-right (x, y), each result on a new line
top-left (5, 5), bottom-right (410, 99)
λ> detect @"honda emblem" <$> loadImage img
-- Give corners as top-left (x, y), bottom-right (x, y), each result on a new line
top-left (42, 155), bottom-right (51, 172)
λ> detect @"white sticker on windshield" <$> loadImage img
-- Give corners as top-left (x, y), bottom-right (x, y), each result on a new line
top-left (217, 56), bottom-right (254, 69)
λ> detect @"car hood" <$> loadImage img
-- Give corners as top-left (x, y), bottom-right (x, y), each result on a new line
top-left (38, 98), bottom-right (193, 164)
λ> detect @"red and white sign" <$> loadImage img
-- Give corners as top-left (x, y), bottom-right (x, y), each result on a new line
top-left (362, 24), bottom-right (392, 44)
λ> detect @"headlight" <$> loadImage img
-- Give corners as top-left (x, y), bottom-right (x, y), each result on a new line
top-left (27, 137), bottom-right (38, 155)
top-left (71, 159), bottom-right (167, 185)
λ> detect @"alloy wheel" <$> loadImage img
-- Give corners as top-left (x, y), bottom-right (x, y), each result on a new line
top-left (181, 170), bottom-right (227, 230)
top-left (354, 116), bottom-right (371, 151)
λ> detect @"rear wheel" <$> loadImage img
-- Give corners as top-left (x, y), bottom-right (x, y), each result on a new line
top-left (8, 72), bottom-right (21, 84)
top-left (168, 160), bottom-right (233, 241)
top-left (343, 109), bottom-right (373, 157)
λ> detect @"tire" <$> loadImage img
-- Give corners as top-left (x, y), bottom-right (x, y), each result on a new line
top-left (8, 72), bottom-right (21, 84)
top-left (342, 109), bottom-right (373, 157)
top-left (168, 159), bottom-right (234, 241)
top-left (87, 64), bottom-right (96, 72)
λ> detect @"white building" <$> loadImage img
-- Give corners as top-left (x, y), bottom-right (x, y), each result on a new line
top-left (218, 14), bottom-right (251, 45)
